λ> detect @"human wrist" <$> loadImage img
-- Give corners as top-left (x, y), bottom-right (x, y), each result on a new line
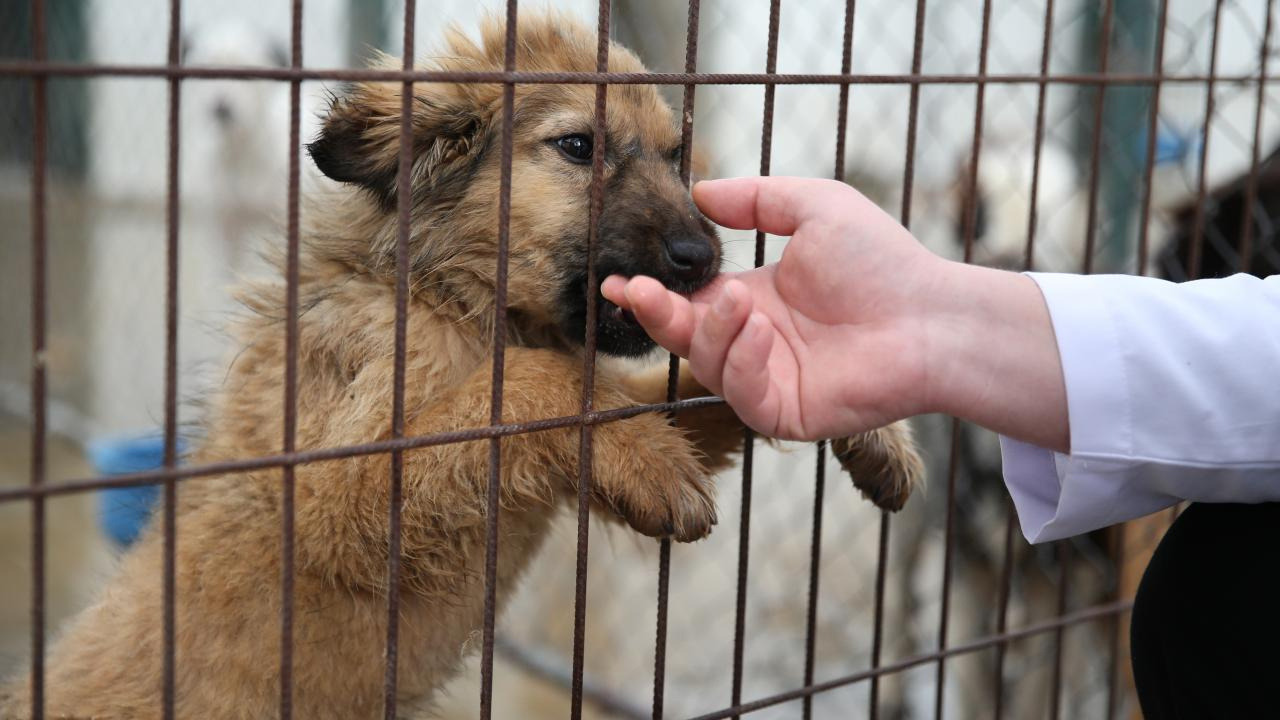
top-left (914, 262), bottom-right (1069, 451)
top-left (873, 254), bottom-right (974, 420)
top-left (913, 259), bottom-right (986, 417)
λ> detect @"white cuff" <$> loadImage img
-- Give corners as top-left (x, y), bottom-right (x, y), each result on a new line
top-left (996, 272), bottom-right (1144, 543)
top-left (1026, 272), bottom-right (1133, 459)
top-left (999, 436), bottom-right (1179, 542)
top-left (998, 273), bottom-right (1280, 543)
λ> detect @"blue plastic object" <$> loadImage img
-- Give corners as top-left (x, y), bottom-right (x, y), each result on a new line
top-left (1145, 122), bottom-right (1203, 166)
top-left (89, 435), bottom-right (185, 547)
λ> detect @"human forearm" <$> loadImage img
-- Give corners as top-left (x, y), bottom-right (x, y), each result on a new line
top-left (917, 261), bottom-right (1070, 453)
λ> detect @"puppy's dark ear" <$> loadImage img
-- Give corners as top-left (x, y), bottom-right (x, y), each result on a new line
top-left (307, 89), bottom-right (401, 207)
top-left (307, 82), bottom-right (489, 209)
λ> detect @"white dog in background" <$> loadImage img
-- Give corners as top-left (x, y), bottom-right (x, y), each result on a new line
top-left (180, 20), bottom-right (319, 262)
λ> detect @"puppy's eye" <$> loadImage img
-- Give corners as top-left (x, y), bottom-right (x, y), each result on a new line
top-left (669, 145), bottom-right (684, 167)
top-left (555, 134), bottom-right (593, 164)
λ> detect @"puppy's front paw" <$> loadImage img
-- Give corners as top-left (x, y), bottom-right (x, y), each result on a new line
top-left (831, 421), bottom-right (925, 512)
top-left (591, 414), bottom-right (718, 542)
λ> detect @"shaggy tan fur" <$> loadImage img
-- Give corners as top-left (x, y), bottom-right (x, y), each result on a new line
top-left (1, 13), bottom-right (922, 719)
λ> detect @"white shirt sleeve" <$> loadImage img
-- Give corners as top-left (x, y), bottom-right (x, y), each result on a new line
top-left (999, 272), bottom-right (1280, 543)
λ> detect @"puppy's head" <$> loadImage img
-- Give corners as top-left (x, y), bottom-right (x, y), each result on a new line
top-left (307, 12), bottom-right (720, 357)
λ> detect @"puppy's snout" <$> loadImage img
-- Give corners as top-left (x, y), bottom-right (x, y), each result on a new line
top-left (662, 232), bottom-right (716, 283)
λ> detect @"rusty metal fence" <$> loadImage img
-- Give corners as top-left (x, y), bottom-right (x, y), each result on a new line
top-left (3, 0), bottom-right (1277, 718)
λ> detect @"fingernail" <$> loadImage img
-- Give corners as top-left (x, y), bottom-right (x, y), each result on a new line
top-left (714, 284), bottom-right (736, 316)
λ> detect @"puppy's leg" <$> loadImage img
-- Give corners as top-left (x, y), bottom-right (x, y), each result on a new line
top-left (830, 421), bottom-right (924, 512)
top-left (621, 360), bottom-right (744, 473)
top-left (472, 349), bottom-right (718, 542)
top-left (297, 347), bottom-right (719, 595)
top-left (625, 360), bottom-right (925, 511)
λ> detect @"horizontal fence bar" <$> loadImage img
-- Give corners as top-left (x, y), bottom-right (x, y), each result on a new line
top-left (683, 598), bottom-right (1135, 720)
top-left (0, 61), bottom-right (1272, 86)
top-left (0, 397), bottom-right (726, 503)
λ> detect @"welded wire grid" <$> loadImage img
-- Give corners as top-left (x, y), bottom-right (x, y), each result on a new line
top-left (4, 0), bottom-right (1279, 719)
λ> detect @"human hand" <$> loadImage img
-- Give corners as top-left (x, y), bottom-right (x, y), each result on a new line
top-left (602, 176), bottom-right (947, 441)
top-left (602, 175), bottom-right (1069, 452)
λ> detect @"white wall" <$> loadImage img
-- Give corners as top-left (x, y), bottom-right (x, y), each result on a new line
top-left (84, 0), bottom-right (347, 435)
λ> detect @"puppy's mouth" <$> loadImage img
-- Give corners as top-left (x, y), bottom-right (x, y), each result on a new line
top-left (600, 298), bottom-right (639, 327)
top-left (555, 268), bottom-right (712, 358)
top-left (556, 231), bottom-right (720, 359)
top-left (589, 279), bottom-right (656, 357)
top-left (585, 268), bottom-right (711, 357)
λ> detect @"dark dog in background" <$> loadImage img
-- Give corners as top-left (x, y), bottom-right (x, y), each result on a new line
top-left (1158, 144), bottom-right (1280, 281)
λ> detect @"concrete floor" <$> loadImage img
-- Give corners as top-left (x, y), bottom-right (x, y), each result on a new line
top-left (0, 413), bottom-right (115, 678)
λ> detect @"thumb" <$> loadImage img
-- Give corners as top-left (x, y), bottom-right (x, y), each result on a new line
top-left (692, 176), bottom-right (858, 237)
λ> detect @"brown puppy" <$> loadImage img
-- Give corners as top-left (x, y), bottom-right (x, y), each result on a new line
top-left (1, 13), bottom-right (922, 719)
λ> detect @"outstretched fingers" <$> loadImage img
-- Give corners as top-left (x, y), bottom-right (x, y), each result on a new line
top-left (602, 275), bottom-right (698, 358)
top-left (603, 273), bottom-right (786, 437)
top-left (687, 279), bottom-right (753, 398)
top-left (719, 312), bottom-right (782, 437)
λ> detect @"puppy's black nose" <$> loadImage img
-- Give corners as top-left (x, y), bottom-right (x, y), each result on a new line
top-left (663, 233), bottom-right (716, 283)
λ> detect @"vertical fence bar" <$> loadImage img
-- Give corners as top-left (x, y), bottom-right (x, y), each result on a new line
top-left (1188, 0), bottom-right (1226, 280)
top-left (997, 4), bottom-right (1055, 711)
top-left (958, 0), bottom-right (993, 264)
top-left (1103, 524), bottom-right (1126, 719)
top-left (279, 0), bottom-right (304, 716)
top-left (731, 3), bottom-right (781, 717)
top-left (1054, 3), bottom-right (1118, 713)
top-left (654, 2), bottom-right (702, 717)
top-left (832, 0), bottom-right (856, 186)
top-left (570, 3), bottom-right (611, 718)
top-left (1021, 0), bottom-right (1055, 273)
top-left (28, 1), bottom-right (48, 717)
top-left (383, 2), bottom-right (416, 717)
top-left (870, 1), bottom-right (927, 716)
top-left (1082, 0), bottom-right (1116, 275)
top-left (799, 5), bottom-right (857, 717)
top-left (897, 0), bottom-right (928, 230)
top-left (730, 434), bottom-right (755, 720)
top-left (1052, 1), bottom-right (1117, 713)
top-left (1136, 0), bottom-right (1169, 276)
top-left (676, 0), bottom-right (701, 190)
top-left (652, 536), bottom-right (672, 720)
top-left (161, 0), bottom-right (182, 715)
top-left (1238, 0), bottom-right (1275, 275)
top-left (1048, 543), bottom-right (1071, 720)
top-left (990, 500), bottom-right (1017, 720)
top-left (480, 2), bottom-right (518, 719)
top-left (934, 424), bottom-right (962, 720)
top-left (866, 513), bottom-right (890, 717)
top-left (1157, 0), bottom-right (1223, 617)
top-left (935, 2), bottom-right (992, 716)
top-left (800, 441), bottom-right (827, 720)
